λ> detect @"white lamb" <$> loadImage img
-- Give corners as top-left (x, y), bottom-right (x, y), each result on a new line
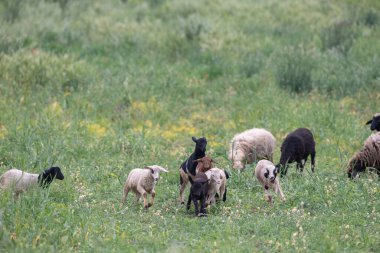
top-left (121, 165), bottom-right (168, 209)
top-left (254, 159), bottom-right (285, 204)
top-left (0, 167), bottom-right (64, 197)
top-left (205, 168), bottom-right (228, 206)
top-left (229, 128), bottom-right (276, 170)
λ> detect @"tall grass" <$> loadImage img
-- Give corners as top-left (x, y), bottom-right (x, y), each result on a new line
top-left (0, 0), bottom-right (379, 252)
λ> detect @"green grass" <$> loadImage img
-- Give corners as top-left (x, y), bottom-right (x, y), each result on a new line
top-left (0, 0), bottom-right (380, 252)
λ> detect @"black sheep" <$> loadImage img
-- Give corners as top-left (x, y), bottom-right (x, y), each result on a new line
top-left (366, 113), bottom-right (380, 132)
top-left (275, 128), bottom-right (316, 177)
top-left (186, 173), bottom-right (209, 217)
top-left (179, 136), bottom-right (207, 204)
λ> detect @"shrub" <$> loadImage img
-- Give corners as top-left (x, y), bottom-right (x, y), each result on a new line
top-left (0, 50), bottom-right (94, 95)
top-left (240, 52), bottom-right (265, 78)
top-left (274, 46), bottom-right (315, 93)
top-left (320, 20), bottom-right (358, 54)
top-left (0, 0), bottom-right (23, 23)
top-left (311, 51), bottom-right (372, 96)
top-left (360, 8), bottom-right (379, 27)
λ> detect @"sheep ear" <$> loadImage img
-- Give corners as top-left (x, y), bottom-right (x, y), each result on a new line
top-left (192, 136), bottom-right (198, 142)
top-left (153, 166), bottom-right (169, 173)
top-left (366, 119), bottom-right (373, 125)
top-left (144, 166), bottom-right (155, 173)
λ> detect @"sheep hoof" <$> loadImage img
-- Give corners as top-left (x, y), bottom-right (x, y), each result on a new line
top-left (198, 212), bottom-right (207, 217)
top-left (147, 203), bottom-right (153, 207)
top-left (144, 205), bottom-right (149, 209)
top-left (181, 201), bottom-right (185, 205)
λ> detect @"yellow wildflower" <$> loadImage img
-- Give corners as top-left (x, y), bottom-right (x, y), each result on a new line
top-left (0, 125), bottom-right (7, 139)
top-left (87, 123), bottom-right (107, 137)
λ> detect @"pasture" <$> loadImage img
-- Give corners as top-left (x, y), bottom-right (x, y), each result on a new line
top-left (0, 0), bottom-right (379, 252)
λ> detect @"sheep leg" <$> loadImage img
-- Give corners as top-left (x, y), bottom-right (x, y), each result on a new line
top-left (186, 193), bottom-right (192, 210)
top-left (148, 190), bottom-right (155, 208)
top-left (142, 192), bottom-right (149, 209)
top-left (121, 186), bottom-right (130, 204)
top-left (275, 182), bottom-right (285, 201)
top-left (200, 197), bottom-right (207, 216)
top-left (222, 187), bottom-right (227, 202)
top-left (179, 170), bottom-right (189, 204)
top-left (220, 184), bottom-right (226, 202)
top-left (193, 199), bottom-right (199, 216)
top-left (264, 186), bottom-right (273, 205)
top-left (299, 159), bottom-right (305, 173)
top-left (136, 185), bottom-right (149, 208)
top-left (311, 151), bottom-right (316, 172)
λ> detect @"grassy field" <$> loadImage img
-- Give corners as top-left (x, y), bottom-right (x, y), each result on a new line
top-left (0, 0), bottom-right (380, 252)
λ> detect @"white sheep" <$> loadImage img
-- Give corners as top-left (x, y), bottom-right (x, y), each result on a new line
top-left (205, 168), bottom-right (228, 206)
top-left (254, 159), bottom-right (285, 204)
top-left (229, 128), bottom-right (276, 170)
top-left (0, 167), bottom-right (64, 197)
top-left (121, 165), bottom-right (168, 209)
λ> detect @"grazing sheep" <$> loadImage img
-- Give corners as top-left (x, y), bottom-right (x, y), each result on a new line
top-left (0, 167), bottom-right (64, 197)
top-left (347, 132), bottom-right (380, 179)
top-left (228, 128), bottom-right (276, 170)
top-left (186, 172), bottom-right (209, 217)
top-left (179, 136), bottom-right (207, 204)
top-left (122, 165), bottom-right (168, 209)
top-left (255, 160), bottom-right (285, 204)
top-left (205, 168), bottom-right (229, 206)
top-left (194, 156), bottom-right (215, 174)
top-left (366, 113), bottom-right (380, 132)
top-left (275, 128), bottom-right (316, 177)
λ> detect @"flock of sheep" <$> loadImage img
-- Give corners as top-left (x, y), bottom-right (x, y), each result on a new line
top-left (0, 113), bottom-right (379, 217)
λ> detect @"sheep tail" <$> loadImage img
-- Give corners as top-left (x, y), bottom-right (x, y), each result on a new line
top-left (224, 170), bottom-right (230, 179)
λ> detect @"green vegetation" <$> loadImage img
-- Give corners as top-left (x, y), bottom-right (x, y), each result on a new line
top-left (0, 0), bottom-right (379, 252)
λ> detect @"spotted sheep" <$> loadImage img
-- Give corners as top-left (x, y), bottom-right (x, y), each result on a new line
top-left (255, 160), bottom-right (285, 204)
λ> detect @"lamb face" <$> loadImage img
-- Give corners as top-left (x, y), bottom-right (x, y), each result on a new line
top-left (263, 164), bottom-right (278, 184)
top-left (210, 172), bottom-right (222, 186)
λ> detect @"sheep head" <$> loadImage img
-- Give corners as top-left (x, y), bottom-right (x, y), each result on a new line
top-left (145, 165), bottom-right (169, 182)
top-left (263, 164), bottom-right (278, 184)
top-left (38, 166), bottom-right (64, 188)
top-left (366, 113), bottom-right (380, 132)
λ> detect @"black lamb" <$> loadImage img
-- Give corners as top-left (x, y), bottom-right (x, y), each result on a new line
top-left (275, 128), bottom-right (316, 177)
top-left (366, 113), bottom-right (380, 132)
top-left (186, 172), bottom-right (209, 217)
top-left (179, 136), bottom-right (207, 204)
